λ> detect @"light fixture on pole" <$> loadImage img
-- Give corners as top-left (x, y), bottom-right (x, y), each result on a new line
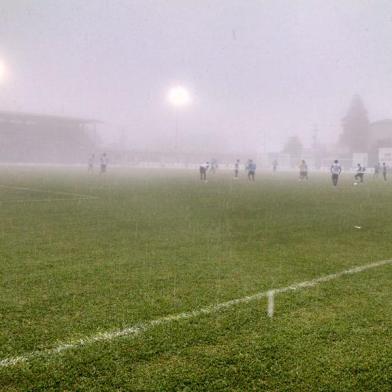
top-left (167, 86), bottom-right (191, 155)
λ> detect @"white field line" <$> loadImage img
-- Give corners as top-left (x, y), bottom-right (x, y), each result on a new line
top-left (0, 184), bottom-right (98, 201)
top-left (1, 198), bottom-right (94, 204)
top-left (0, 259), bottom-right (391, 368)
top-left (267, 290), bottom-right (275, 318)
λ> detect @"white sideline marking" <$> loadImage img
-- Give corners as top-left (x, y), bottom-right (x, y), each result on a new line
top-left (267, 290), bottom-right (275, 318)
top-left (1, 198), bottom-right (94, 204)
top-left (0, 259), bottom-right (391, 368)
top-left (0, 184), bottom-right (98, 201)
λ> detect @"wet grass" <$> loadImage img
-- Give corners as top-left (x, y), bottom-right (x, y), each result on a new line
top-left (0, 167), bottom-right (391, 391)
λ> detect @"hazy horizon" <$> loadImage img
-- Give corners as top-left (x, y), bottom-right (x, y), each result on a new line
top-left (1, 0), bottom-right (392, 153)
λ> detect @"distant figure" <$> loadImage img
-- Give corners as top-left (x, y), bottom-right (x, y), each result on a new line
top-left (272, 159), bottom-right (278, 172)
top-left (246, 159), bottom-right (252, 172)
top-left (374, 162), bottom-right (380, 178)
top-left (299, 160), bottom-right (308, 180)
top-left (354, 163), bottom-right (365, 183)
top-left (330, 160), bottom-right (342, 186)
top-left (234, 159), bottom-right (240, 179)
top-left (247, 159), bottom-right (256, 181)
top-left (100, 153), bottom-right (108, 174)
top-left (210, 159), bottom-right (218, 174)
top-left (88, 154), bottom-right (95, 172)
top-left (382, 162), bottom-right (388, 181)
top-left (199, 161), bottom-right (209, 181)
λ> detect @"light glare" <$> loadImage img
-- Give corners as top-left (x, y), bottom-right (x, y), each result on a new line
top-left (168, 86), bottom-right (191, 107)
top-left (0, 60), bottom-right (6, 83)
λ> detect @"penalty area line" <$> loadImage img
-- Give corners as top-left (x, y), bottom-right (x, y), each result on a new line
top-left (0, 258), bottom-right (391, 368)
top-left (0, 184), bottom-right (98, 201)
top-left (0, 197), bottom-right (96, 204)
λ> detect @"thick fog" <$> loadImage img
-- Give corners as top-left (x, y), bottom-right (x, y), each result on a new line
top-left (1, 0), bottom-right (392, 160)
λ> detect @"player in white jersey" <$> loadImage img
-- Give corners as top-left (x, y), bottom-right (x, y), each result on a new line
top-left (354, 163), bottom-right (365, 183)
top-left (330, 160), bottom-right (342, 186)
top-left (199, 161), bottom-right (209, 181)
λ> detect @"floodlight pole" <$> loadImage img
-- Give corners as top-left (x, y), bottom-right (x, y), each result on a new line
top-left (175, 108), bottom-right (179, 153)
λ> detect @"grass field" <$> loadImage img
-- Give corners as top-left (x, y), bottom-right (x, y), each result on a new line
top-left (0, 166), bottom-right (391, 391)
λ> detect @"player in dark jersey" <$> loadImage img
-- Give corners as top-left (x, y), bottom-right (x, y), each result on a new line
top-left (100, 153), bottom-right (108, 174)
top-left (382, 162), bottom-right (388, 181)
top-left (299, 160), bottom-right (308, 180)
top-left (374, 163), bottom-right (380, 179)
top-left (88, 154), bottom-right (95, 172)
top-left (247, 159), bottom-right (256, 181)
top-left (234, 159), bottom-right (240, 179)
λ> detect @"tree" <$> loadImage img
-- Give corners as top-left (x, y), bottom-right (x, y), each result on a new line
top-left (339, 95), bottom-right (370, 153)
top-left (283, 135), bottom-right (303, 157)
top-left (282, 135), bottom-right (303, 167)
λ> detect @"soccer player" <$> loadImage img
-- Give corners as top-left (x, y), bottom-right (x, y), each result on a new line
top-left (382, 162), bottom-right (388, 181)
top-left (330, 160), bottom-right (341, 186)
top-left (354, 163), bottom-right (365, 183)
top-left (247, 159), bottom-right (256, 181)
top-left (88, 154), bottom-right (95, 172)
top-left (234, 159), bottom-right (240, 179)
top-left (299, 160), bottom-right (308, 180)
top-left (199, 161), bottom-right (209, 181)
top-left (100, 153), bottom-right (108, 174)
top-left (210, 158), bottom-right (218, 174)
top-left (272, 159), bottom-right (278, 172)
top-left (374, 162), bottom-right (380, 178)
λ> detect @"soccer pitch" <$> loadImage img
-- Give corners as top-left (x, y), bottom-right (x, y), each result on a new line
top-left (1, 167), bottom-right (391, 391)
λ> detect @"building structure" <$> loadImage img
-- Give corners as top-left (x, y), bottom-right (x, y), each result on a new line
top-left (0, 110), bottom-right (99, 163)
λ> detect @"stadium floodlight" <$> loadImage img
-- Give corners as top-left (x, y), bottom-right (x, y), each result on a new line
top-left (167, 86), bottom-right (191, 107)
top-left (167, 86), bottom-right (191, 154)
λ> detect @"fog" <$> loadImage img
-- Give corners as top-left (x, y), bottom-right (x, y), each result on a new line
top-left (1, 0), bottom-right (392, 162)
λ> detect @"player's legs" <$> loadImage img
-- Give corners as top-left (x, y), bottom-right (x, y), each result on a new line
top-left (202, 168), bottom-right (207, 181)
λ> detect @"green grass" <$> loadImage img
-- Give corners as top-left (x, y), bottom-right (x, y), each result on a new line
top-left (0, 166), bottom-right (391, 391)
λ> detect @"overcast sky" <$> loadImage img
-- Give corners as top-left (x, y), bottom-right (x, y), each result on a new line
top-left (1, 0), bottom-right (392, 152)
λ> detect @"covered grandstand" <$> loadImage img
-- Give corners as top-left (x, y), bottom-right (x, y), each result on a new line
top-left (0, 110), bottom-right (100, 163)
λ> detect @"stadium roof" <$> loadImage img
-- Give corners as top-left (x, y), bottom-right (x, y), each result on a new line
top-left (370, 119), bottom-right (392, 126)
top-left (0, 110), bottom-right (101, 125)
